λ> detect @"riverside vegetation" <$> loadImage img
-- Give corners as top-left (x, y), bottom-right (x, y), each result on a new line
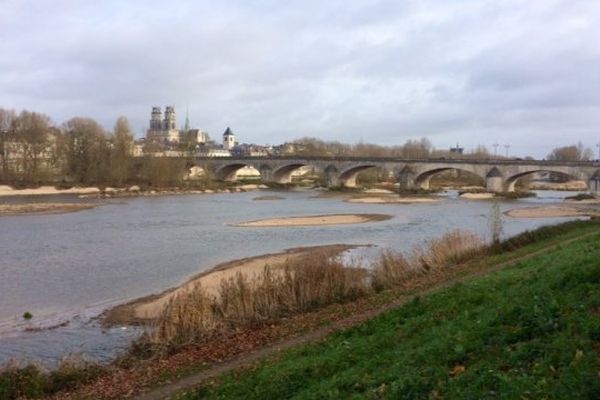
top-left (2, 219), bottom-right (600, 399)
top-left (179, 223), bottom-right (600, 400)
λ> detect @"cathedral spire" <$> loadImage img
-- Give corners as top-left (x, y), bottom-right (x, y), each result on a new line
top-left (184, 106), bottom-right (190, 132)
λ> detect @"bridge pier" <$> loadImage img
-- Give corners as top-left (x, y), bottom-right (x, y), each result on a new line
top-left (325, 170), bottom-right (340, 188)
top-left (486, 167), bottom-right (504, 193)
top-left (397, 167), bottom-right (416, 191)
top-left (589, 173), bottom-right (600, 197)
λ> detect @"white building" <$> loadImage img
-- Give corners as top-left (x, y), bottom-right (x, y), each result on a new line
top-left (223, 127), bottom-right (236, 150)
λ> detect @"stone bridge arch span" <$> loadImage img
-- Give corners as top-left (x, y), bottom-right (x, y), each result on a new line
top-left (412, 166), bottom-right (487, 190)
top-left (215, 163), bottom-right (251, 181)
top-left (271, 163), bottom-right (309, 184)
top-left (338, 165), bottom-right (378, 188)
top-left (504, 168), bottom-right (589, 192)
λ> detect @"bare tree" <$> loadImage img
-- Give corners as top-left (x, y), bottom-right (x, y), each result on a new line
top-left (489, 201), bottom-right (504, 244)
top-left (111, 116), bottom-right (134, 185)
top-left (547, 142), bottom-right (593, 161)
top-left (12, 110), bottom-right (53, 182)
top-left (0, 108), bottom-right (17, 180)
top-left (64, 117), bottom-right (111, 184)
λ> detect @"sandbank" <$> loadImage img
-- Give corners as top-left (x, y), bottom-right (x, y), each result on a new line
top-left (232, 213), bottom-right (392, 227)
top-left (346, 196), bottom-right (438, 204)
top-left (505, 206), bottom-right (599, 218)
top-left (103, 244), bottom-right (355, 325)
top-left (0, 185), bottom-right (101, 197)
top-left (459, 192), bottom-right (495, 200)
top-left (0, 202), bottom-right (98, 216)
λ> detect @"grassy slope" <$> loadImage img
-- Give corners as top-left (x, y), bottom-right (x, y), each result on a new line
top-left (180, 231), bottom-right (600, 400)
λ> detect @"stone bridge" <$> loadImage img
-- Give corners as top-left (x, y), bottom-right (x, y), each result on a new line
top-left (195, 156), bottom-right (600, 194)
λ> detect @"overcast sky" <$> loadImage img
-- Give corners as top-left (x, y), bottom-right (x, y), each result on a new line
top-left (1, 0), bottom-right (599, 157)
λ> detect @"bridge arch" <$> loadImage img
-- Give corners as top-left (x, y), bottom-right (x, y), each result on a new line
top-left (339, 165), bottom-right (377, 188)
top-left (215, 163), bottom-right (251, 181)
top-left (504, 169), bottom-right (584, 192)
top-left (271, 163), bottom-right (309, 184)
top-left (414, 167), bottom-right (486, 190)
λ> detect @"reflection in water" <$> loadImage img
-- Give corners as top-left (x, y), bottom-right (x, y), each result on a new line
top-left (0, 189), bottom-right (591, 365)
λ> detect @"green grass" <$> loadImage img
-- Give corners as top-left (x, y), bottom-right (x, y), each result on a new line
top-left (179, 230), bottom-right (600, 400)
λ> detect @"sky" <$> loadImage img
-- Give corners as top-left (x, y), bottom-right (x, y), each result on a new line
top-left (1, 0), bottom-right (599, 158)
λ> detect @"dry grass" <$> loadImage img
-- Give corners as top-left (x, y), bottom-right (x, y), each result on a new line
top-left (372, 230), bottom-right (484, 290)
top-left (151, 252), bottom-right (369, 349)
top-left (150, 231), bottom-right (484, 351)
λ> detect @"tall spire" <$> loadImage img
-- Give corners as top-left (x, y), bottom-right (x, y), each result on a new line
top-left (184, 106), bottom-right (190, 132)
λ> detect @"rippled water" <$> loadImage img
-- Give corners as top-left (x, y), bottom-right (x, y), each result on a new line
top-left (0, 189), bottom-right (590, 365)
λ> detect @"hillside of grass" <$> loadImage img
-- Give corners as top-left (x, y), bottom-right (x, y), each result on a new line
top-left (179, 231), bottom-right (600, 400)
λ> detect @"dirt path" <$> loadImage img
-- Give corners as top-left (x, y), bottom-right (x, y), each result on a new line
top-left (133, 230), bottom-right (600, 400)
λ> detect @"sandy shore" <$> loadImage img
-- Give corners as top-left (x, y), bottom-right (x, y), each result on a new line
top-left (0, 185), bottom-right (101, 197)
top-left (346, 196), bottom-right (438, 204)
top-left (505, 206), bottom-right (599, 218)
top-left (459, 192), bottom-right (495, 200)
top-left (0, 202), bottom-right (99, 216)
top-left (103, 244), bottom-right (355, 325)
top-left (232, 213), bottom-right (392, 227)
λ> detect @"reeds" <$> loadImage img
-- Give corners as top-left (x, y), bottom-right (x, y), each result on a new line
top-left (151, 251), bottom-right (369, 349)
top-left (151, 230), bottom-right (485, 350)
top-left (372, 230), bottom-right (484, 290)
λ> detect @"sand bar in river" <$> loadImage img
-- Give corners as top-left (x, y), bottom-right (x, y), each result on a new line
top-left (103, 244), bottom-right (356, 325)
top-left (505, 205), bottom-right (599, 218)
top-left (232, 213), bottom-right (392, 227)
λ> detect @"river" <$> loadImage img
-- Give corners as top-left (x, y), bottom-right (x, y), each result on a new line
top-left (0, 189), bottom-right (590, 365)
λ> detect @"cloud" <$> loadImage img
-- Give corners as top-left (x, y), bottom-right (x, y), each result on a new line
top-left (1, 0), bottom-right (599, 157)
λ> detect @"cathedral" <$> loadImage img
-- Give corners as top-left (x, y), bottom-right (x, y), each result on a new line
top-left (146, 106), bottom-right (207, 144)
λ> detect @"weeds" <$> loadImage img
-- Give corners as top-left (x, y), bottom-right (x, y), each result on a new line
top-left (151, 252), bottom-right (369, 350)
top-left (0, 354), bottom-right (103, 400)
top-left (153, 231), bottom-right (484, 350)
top-left (372, 230), bottom-right (484, 290)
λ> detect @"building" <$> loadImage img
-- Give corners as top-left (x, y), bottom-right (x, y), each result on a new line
top-left (223, 127), bottom-right (236, 150)
top-left (450, 143), bottom-right (464, 155)
top-left (146, 106), bottom-right (209, 145)
top-left (146, 106), bottom-right (180, 143)
top-left (196, 147), bottom-right (231, 157)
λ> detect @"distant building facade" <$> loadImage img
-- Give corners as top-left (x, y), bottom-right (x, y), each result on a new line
top-left (223, 127), bottom-right (236, 150)
top-left (146, 106), bottom-right (208, 145)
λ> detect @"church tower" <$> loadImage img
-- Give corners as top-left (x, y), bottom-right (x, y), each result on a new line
top-left (163, 106), bottom-right (177, 131)
top-left (150, 106), bottom-right (162, 131)
top-left (223, 127), bottom-right (236, 150)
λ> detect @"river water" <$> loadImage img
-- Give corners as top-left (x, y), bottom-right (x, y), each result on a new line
top-left (0, 189), bottom-right (590, 365)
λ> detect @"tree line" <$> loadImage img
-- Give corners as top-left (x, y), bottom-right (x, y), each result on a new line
top-left (0, 108), bottom-right (190, 187)
top-left (0, 106), bottom-right (595, 188)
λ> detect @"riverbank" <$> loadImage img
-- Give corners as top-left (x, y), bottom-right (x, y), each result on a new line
top-left (232, 213), bottom-right (392, 227)
top-left (103, 244), bottom-right (357, 326)
top-left (505, 205), bottom-right (600, 218)
top-left (0, 185), bottom-right (101, 197)
top-left (172, 225), bottom-right (600, 400)
top-left (26, 220), bottom-right (599, 400)
top-left (0, 203), bottom-right (99, 216)
top-left (0, 184), bottom-right (270, 199)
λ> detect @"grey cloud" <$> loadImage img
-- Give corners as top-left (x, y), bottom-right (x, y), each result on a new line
top-left (1, 0), bottom-right (600, 157)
